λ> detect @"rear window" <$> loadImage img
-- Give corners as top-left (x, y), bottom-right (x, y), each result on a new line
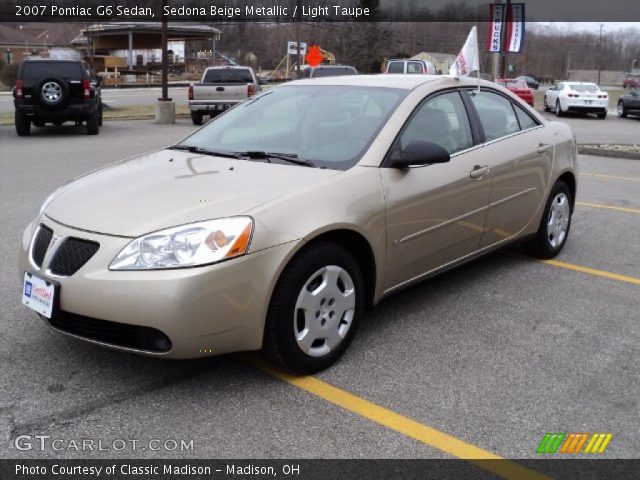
top-left (311, 67), bottom-right (356, 78)
top-left (570, 84), bottom-right (598, 92)
top-left (407, 62), bottom-right (424, 74)
top-left (22, 62), bottom-right (83, 83)
top-left (498, 79), bottom-right (528, 89)
top-left (203, 69), bottom-right (253, 83)
top-left (387, 62), bottom-right (404, 74)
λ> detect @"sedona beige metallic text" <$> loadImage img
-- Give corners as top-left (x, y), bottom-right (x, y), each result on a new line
top-left (20, 75), bottom-right (577, 373)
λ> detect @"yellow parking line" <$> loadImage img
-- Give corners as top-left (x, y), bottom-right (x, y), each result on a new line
top-left (246, 357), bottom-right (549, 480)
top-left (577, 201), bottom-right (640, 215)
top-left (509, 254), bottom-right (640, 286)
top-left (580, 173), bottom-right (640, 183)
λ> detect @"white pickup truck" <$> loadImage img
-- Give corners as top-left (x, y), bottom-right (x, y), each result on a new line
top-left (188, 66), bottom-right (261, 125)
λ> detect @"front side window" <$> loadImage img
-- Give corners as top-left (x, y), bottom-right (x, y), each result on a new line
top-left (467, 90), bottom-right (520, 142)
top-left (179, 85), bottom-right (406, 170)
top-left (387, 62), bottom-right (404, 73)
top-left (397, 91), bottom-right (473, 155)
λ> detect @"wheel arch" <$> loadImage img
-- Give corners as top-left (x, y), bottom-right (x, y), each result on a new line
top-left (557, 171), bottom-right (576, 212)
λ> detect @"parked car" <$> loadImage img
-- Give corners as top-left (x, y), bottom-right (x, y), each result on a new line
top-left (303, 65), bottom-right (358, 78)
top-left (188, 66), bottom-right (261, 125)
top-left (622, 77), bottom-right (639, 89)
top-left (13, 59), bottom-right (102, 136)
top-left (385, 59), bottom-right (437, 75)
top-left (617, 89), bottom-right (640, 118)
top-left (543, 81), bottom-right (609, 119)
top-left (516, 75), bottom-right (540, 90)
top-left (496, 78), bottom-right (534, 107)
top-left (20, 75), bottom-right (577, 373)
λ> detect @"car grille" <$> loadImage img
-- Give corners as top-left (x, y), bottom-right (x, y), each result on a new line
top-left (31, 225), bottom-right (53, 268)
top-left (49, 237), bottom-right (99, 276)
top-left (49, 311), bottom-right (172, 353)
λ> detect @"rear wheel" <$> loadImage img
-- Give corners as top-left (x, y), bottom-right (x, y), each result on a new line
top-left (617, 102), bottom-right (628, 118)
top-left (86, 112), bottom-right (99, 135)
top-left (264, 242), bottom-right (364, 374)
top-left (597, 110), bottom-right (607, 119)
top-left (98, 104), bottom-right (103, 126)
top-left (191, 113), bottom-right (203, 126)
top-left (555, 100), bottom-right (564, 117)
top-left (15, 111), bottom-right (31, 136)
top-left (524, 180), bottom-right (572, 259)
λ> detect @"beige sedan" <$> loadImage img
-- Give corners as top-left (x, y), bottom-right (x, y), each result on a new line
top-left (20, 75), bottom-right (577, 373)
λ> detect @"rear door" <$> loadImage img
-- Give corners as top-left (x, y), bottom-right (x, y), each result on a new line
top-left (381, 90), bottom-right (491, 291)
top-left (464, 89), bottom-right (552, 247)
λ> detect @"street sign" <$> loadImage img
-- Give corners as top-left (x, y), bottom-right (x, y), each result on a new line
top-left (287, 41), bottom-right (307, 55)
top-left (305, 45), bottom-right (323, 67)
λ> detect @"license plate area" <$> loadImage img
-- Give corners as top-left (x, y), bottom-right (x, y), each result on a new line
top-left (22, 272), bottom-right (59, 319)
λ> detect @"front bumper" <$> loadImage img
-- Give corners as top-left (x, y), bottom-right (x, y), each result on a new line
top-left (20, 216), bottom-right (299, 358)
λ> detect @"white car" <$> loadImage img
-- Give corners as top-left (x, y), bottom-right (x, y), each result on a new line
top-left (543, 81), bottom-right (609, 119)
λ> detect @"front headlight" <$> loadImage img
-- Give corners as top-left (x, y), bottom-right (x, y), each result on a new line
top-left (109, 217), bottom-right (253, 270)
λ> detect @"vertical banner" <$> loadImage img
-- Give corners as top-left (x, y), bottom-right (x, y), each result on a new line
top-left (504, 3), bottom-right (525, 53)
top-left (485, 4), bottom-right (504, 53)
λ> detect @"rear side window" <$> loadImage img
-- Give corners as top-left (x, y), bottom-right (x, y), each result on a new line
top-left (203, 69), bottom-right (253, 83)
top-left (513, 104), bottom-right (538, 130)
top-left (407, 62), bottom-right (424, 74)
top-left (468, 90), bottom-right (520, 142)
top-left (387, 62), bottom-right (404, 74)
top-left (22, 62), bottom-right (82, 84)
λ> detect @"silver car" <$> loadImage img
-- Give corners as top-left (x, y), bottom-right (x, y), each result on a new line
top-left (20, 75), bottom-right (577, 373)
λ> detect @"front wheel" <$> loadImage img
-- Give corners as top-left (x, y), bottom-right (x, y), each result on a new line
top-left (543, 97), bottom-right (551, 112)
top-left (523, 181), bottom-right (572, 259)
top-left (264, 242), bottom-right (364, 374)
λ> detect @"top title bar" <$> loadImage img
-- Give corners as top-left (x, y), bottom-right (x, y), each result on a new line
top-left (0, 0), bottom-right (639, 22)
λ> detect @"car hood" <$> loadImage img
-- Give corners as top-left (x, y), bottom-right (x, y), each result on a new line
top-left (45, 149), bottom-right (340, 237)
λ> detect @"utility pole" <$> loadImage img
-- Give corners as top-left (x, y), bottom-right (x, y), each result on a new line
top-left (295, 0), bottom-right (302, 78)
top-left (155, 0), bottom-right (175, 124)
top-left (597, 23), bottom-right (604, 85)
top-left (501, 0), bottom-right (511, 79)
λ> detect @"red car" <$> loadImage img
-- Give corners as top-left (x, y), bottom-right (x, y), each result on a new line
top-left (496, 78), bottom-right (534, 107)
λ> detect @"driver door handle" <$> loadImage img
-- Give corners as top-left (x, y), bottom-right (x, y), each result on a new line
top-left (470, 165), bottom-right (490, 179)
top-left (537, 143), bottom-right (551, 153)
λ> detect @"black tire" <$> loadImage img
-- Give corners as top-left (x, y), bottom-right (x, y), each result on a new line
top-left (618, 102), bottom-right (628, 118)
top-left (86, 112), bottom-right (99, 135)
top-left (264, 242), bottom-right (365, 374)
top-left (543, 97), bottom-right (551, 112)
top-left (597, 111), bottom-right (607, 119)
top-left (37, 77), bottom-right (68, 108)
top-left (15, 111), bottom-right (31, 136)
top-left (191, 113), bottom-right (203, 126)
top-left (524, 181), bottom-right (573, 259)
top-left (555, 100), bottom-right (564, 117)
top-left (98, 103), bottom-right (103, 126)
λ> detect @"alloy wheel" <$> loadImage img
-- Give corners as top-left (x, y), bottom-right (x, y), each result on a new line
top-left (547, 192), bottom-right (570, 248)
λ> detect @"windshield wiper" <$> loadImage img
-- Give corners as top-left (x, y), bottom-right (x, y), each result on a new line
top-left (237, 151), bottom-right (317, 168)
top-left (169, 145), bottom-right (242, 159)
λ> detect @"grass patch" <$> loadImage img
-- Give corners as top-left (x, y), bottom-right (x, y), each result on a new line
top-left (0, 104), bottom-right (191, 126)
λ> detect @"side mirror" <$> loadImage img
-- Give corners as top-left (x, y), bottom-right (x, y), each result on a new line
top-left (388, 141), bottom-right (451, 169)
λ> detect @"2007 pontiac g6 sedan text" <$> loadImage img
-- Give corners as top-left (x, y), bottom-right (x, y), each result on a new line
top-left (20, 75), bottom-right (577, 373)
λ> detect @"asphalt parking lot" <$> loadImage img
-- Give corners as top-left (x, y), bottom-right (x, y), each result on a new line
top-left (0, 117), bottom-right (638, 474)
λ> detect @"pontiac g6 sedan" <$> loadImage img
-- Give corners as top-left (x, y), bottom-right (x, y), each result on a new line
top-left (20, 75), bottom-right (577, 373)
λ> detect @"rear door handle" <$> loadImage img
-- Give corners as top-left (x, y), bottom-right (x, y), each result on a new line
top-left (537, 143), bottom-right (551, 153)
top-left (469, 165), bottom-right (490, 179)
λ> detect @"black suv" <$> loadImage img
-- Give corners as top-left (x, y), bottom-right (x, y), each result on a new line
top-left (13, 59), bottom-right (102, 136)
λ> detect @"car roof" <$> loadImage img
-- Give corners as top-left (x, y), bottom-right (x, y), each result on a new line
top-left (288, 74), bottom-right (494, 91)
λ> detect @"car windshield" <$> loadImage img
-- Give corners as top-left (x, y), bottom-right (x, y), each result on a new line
top-left (177, 85), bottom-right (406, 170)
top-left (498, 79), bottom-right (528, 89)
top-left (203, 68), bottom-right (253, 83)
top-left (311, 67), bottom-right (356, 78)
top-left (570, 84), bottom-right (599, 92)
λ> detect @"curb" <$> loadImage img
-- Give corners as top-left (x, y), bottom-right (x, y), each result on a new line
top-left (578, 145), bottom-right (640, 160)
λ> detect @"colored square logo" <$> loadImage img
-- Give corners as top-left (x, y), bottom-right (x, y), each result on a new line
top-left (24, 281), bottom-right (33, 298)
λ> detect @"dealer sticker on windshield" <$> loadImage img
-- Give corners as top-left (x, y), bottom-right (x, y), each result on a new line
top-left (22, 272), bottom-right (55, 318)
